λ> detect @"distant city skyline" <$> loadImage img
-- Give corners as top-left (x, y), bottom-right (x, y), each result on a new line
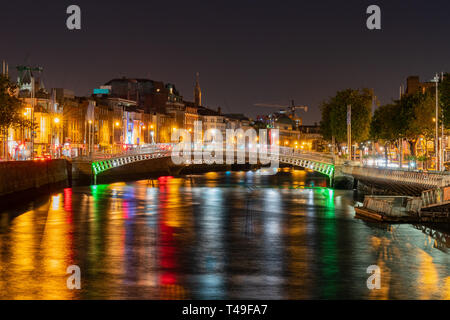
top-left (1, 0), bottom-right (449, 124)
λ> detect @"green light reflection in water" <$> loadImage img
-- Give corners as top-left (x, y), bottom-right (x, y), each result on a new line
top-left (320, 187), bottom-right (338, 298)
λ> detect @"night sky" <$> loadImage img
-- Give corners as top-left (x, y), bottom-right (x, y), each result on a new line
top-left (1, 0), bottom-right (449, 124)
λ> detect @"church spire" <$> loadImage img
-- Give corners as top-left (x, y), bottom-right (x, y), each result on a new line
top-left (194, 72), bottom-right (202, 107)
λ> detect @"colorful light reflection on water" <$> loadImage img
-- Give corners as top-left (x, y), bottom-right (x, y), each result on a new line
top-left (0, 169), bottom-right (449, 299)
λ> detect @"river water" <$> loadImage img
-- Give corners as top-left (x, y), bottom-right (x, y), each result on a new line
top-left (0, 169), bottom-right (449, 299)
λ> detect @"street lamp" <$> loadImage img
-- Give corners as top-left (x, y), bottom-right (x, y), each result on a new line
top-left (88, 120), bottom-right (93, 156)
top-left (52, 117), bottom-right (61, 158)
top-left (431, 74), bottom-right (440, 170)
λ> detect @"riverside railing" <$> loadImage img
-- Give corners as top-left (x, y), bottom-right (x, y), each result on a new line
top-left (342, 165), bottom-right (450, 189)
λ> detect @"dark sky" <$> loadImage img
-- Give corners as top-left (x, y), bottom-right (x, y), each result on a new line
top-left (1, 0), bottom-right (449, 124)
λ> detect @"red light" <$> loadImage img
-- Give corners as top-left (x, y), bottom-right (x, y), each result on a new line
top-left (160, 272), bottom-right (176, 285)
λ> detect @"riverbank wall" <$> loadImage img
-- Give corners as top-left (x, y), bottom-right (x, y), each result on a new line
top-left (0, 160), bottom-right (69, 201)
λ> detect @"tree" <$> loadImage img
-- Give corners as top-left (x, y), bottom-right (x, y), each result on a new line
top-left (370, 103), bottom-right (398, 162)
top-left (319, 101), bottom-right (333, 141)
top-left (0, 75), bottom-right (22, 160)
top-left (441, 73), bottom-right (450, 129)
top-left (370, 104), bottom-right (398, 142)
top-left (397, 91), bottom-right (435, 156)
top-left (320, 88), bottom-right (373, 146)
top-left (370, 90), bottom-right (435, 166)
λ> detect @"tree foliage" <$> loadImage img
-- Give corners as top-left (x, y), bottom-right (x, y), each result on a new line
top-left (0, 75), bottom-right (24, 159)
top-left (0, 75), bottom-right (22, 132)
top-left (441, 73), bottom-right (450, 129)
top-left (370, 104), bottom-right (398, 141)
top-left (320, 88), bottom-right (373, 143)
top-left (369, 91), bottom-right (435, 156)
top-left (397, 92), bottom-right (435, 141)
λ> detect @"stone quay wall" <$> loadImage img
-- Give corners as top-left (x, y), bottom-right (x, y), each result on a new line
top-left (0, 160), bottom-right (69, 198)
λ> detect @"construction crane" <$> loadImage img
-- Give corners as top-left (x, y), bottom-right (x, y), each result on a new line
top-left (254, 100), bottom-right (308, 118)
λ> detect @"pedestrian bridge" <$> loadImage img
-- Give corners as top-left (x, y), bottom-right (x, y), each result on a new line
top-left (81, 144), bottom-right (450, 196)
top-left (87, 144), bottom-right (335, 184)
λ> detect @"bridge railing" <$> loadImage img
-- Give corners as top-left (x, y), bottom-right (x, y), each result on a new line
top-left (278, 147), bottom-right (334, 164)
top-left (88, 144), bottom-right (336, 175)
top-left (91, 144), bottom-right (333, 161)
top-left (342, 165), bottom-right (450, 188)
top-left (76, 143), bottom-right (175, 161)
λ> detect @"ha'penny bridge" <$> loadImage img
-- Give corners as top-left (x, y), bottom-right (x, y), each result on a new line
top-left (86, 144), bottom-right (335, 184)
top-left (71, 143), bottom-right (450, 216)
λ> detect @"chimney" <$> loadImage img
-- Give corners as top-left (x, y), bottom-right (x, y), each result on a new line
top-left (217, 107), bottom-right (221, 115)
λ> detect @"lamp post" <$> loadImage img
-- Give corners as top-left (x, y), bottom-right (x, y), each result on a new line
top-left (114, 121), bottom-right (121, 153)
top-left (53, 117), bottom-right (60, 158)
top-left (431, 74), bottom-right (440, 170)
top-left (150, 124), bottom-right (155, 144)
top-left (88, 120), bottom-right (93, 156)
top-left (347, 104), bottom-right (351, 161)
top-left (30, 76), bottom-right (35, 160)
top-left (441, 73), bottom-right (445, 171)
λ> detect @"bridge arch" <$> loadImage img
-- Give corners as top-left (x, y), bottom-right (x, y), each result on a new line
top-left (88, 145), bottom-right (336, 185)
